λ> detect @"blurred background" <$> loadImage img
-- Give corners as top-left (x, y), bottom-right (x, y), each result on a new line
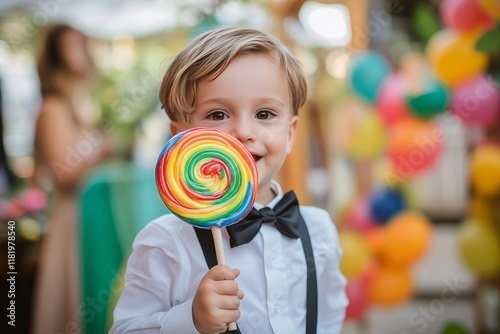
top-left (0, 0), bottom-right (499, 333)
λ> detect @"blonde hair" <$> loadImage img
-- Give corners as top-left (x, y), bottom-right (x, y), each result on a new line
top-left (159, 27), bottom-right (307, 122)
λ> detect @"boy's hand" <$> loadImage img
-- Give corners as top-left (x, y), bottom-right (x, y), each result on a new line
top-left (192, 265), bottom-right (244, 334)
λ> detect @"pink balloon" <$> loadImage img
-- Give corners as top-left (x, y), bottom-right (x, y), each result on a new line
top-left (347, 197), bottom-right (377, 233)
top-left (450, 75), bottom-right (500, 127)
top-left (22, 188), bottom-right (48, 212)
top-left (440, 0), bottom-right (495, 31)
top-left (375, 74), bottom-right (411, 127)
top-left (345, 279), bottom-right (369, 321)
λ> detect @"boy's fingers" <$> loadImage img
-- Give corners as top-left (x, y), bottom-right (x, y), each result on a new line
top-left (237, 289), bottom-right (244, 300)
top-left (215, 280), bottom-right (239, 296)
top-left (219, 309), bottom-right (241, 324)
top-left (206, 265), bottom-right (236, 281)
top-left (232, 268), bottom-right (240, 278)
top-left (217, 295), bottom-right (241, 310)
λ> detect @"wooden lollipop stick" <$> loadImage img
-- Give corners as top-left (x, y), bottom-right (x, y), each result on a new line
top-left (211, 226), bottom-right (238, 331)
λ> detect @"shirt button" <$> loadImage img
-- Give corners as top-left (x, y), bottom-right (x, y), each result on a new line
top-left (274, 304), bottom-right (281, 314)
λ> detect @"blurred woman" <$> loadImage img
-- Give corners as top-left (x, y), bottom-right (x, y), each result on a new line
top-left (32, 23), bottom-right (112, 334)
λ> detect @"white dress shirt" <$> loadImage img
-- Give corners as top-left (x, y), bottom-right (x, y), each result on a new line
top-left (111, 181), bottom-right (348, 334)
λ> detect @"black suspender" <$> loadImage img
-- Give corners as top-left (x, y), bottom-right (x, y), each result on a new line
top-left (299, 214), bottom-right (318, 334)
top-left (194, 213), bottom-right (318, 334)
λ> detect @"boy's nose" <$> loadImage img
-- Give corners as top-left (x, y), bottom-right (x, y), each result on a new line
top-left (229, 120), bottom-right (256, 144)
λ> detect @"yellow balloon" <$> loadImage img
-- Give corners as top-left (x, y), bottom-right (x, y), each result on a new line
top-left (19, 217), bottom-right (41, 241)
top-left (458, 220), bottom-right (500, 278)
top-left (470, 144), bottom-right (500, 198)
top-left (479, 0), bottom-right (500, 18)
top-left (470, 196), bottom-right (497, 230)
top-left (346, 112), bottom-right (386, 159)
top-left (339, 230), bottom-right (372, 279)
top-left (427, 29), bottom-right (488, 86)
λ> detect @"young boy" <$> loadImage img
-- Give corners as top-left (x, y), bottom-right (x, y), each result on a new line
top-left (111, 27), bottom-right (347, 334)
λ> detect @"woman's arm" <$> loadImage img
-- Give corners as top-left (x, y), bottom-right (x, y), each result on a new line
top-left (35, 96), bottom-right (112, 190)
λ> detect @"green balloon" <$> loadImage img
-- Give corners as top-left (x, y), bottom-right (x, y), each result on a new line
top-left (348, 51), bottom-right (391, 103)
top-left (189, 16), bottom-right (220, 40)
top-left (440, 321), bottom-right (470, 334)
top-left (406, 80), bottom-right (450, 119)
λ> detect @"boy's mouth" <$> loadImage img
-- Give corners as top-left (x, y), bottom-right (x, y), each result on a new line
top-left (251, 154), bottom-right (262, 163)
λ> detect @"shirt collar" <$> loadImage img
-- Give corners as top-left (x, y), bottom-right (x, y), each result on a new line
top-left (253, 180), bottom-right (283, 210)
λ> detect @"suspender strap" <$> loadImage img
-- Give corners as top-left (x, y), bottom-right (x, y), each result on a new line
top-left (194, 214), bottom-right (318, 334)
top-left (298, 214), bottom-right (318, 334)
top-left (194, 227), bottom-right (242, 334)
top-left (194, 227), bottom-right (218, 269)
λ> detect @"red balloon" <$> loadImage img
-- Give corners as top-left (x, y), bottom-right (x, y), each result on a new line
top-left (440, 0), bottom-right (495, 32)
top-left (376, 74), bottom-right (411, 127)
top-left (345, 279), bottom-right (369, 321)
top-left (346, 196), bottom-right (377, 233)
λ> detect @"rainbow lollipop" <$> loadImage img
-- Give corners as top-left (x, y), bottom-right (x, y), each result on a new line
top-left (156, 127), bottom-right (258, 227)
top-left (156, 127), bottom-right (258, 330)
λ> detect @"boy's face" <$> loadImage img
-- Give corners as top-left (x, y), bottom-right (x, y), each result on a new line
top-left (170, 54), bottom-right (299, 204)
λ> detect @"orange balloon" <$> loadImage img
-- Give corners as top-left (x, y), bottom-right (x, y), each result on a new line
top-left (380, 212), bottom-right (432, 267)
top-left (387, 119), bottom-right (443, 179)
top-left (368, 266), bottom-right (413, 306)
top-left (365, 227), bottom-right (385, 257)
top-left (427, 29), bottom-right (488, 86)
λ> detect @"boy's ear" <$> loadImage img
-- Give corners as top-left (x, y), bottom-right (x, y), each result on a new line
top-left (286, 116), bottom-right (299, 156)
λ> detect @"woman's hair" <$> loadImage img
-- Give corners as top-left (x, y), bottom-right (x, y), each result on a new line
top-left (37, 23), bottom-right (89, 96)
top-left (159, 27), bottom-right (307, 121)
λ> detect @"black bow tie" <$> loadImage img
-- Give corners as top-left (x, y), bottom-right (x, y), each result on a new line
top-left (227, 191), bottom-right (301, 248)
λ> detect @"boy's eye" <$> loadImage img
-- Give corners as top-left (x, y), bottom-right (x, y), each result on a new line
top-left (208, 111), bottom-right (228, 121)
top-left (256, 110), bottom-right (273, 120)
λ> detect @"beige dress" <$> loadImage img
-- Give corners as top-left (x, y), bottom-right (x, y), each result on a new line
top-left (31, 95), bottom-right (86, 334)
top-left (32, 191), bottom-right (81, 334)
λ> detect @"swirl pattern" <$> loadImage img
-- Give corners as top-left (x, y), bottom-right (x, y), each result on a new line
top-left (156, 127), bottom-right (258, 228)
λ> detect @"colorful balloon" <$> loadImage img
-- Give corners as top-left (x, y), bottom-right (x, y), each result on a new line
top-left (345, 279), bottom-right (369, 321)
top-left (440, 0), bottom-right (495, 31)
top-left (458, 219), bottom-right (500, 277)
top-left (470, 196), bottom-right (497, 230)
top-left (387, 119), bottom-right (444, 179)
top-left (375, 73), bottom-right (411, 126)
top-left (405, 79), bottom-right (450, 119)
top-left (368, 266), bottom-right (413, 306)
top-left (450, 75), bottom-right (500, 127)
top-left (365, 227), bottom-right (385, 257)
top-left (345, 112), bottom-right (386, 159)
top-left (479, 0), bottom-right (500, 18)
top-left (427, 29), bottom-right (488, 86)
top-left (339, 230), bottom-right (372, 279)
top-left (348, 51), bottom-right (391, 103)
top-left (21, 188), bottom-right (48, 212)
top-left (380, 212), bottom-right (432, 267)
top-left (369, 187), bottom-right (406, 224)
top-left (156, 127), bottom-right (258, 228)
top-left (346, 196), bottom-right (377, 233)
top-left (470, 143), bottom-right (500, 198)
